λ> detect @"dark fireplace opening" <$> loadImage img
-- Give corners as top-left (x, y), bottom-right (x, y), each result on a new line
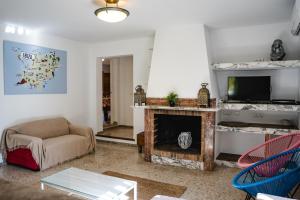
top-left (154, 114), bottom-right (201, 154)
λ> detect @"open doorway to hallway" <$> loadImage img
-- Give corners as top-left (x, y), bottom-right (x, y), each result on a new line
top-left (97, 55), bottom-right (134, 141)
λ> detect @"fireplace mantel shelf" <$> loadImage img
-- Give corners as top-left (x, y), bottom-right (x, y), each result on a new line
top-left (132, 105), bottom-right (219, 112)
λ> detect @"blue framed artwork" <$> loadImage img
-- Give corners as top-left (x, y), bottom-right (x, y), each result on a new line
top-left (3, 40), bottom-right (67, 95)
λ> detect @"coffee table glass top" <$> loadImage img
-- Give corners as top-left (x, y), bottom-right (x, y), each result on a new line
top-left (41, 167), bottom-right (136, 200)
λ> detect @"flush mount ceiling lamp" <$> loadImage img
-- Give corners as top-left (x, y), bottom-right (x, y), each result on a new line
top-left (94, 0), bottom-right (129, 23)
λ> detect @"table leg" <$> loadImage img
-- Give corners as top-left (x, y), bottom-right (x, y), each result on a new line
top-left (41, 183), bottom-right (44, 190)
top-left (134, 183), bottom-right (137, 200)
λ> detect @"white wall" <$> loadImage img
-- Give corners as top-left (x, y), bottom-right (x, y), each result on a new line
top-left (87, 37), bottom-right (153, 137)
top-left (210, 22), bottom-right (300, 63)
top-left (0, 29), bottom-right (90, 136)
top-left (205, 26), bottom-right (219, 99)
top-left (119, 56), bottom-right (134, 126)
top-left (147, 24), bottom-right (217, 98)
top-left (293, 0), bottom-right (300, 17)
top-left (110, 56), bottom-right (133, 126)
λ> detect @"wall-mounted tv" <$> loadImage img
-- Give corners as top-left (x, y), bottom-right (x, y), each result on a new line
top-left (227, 76), bottom-right (271, 102)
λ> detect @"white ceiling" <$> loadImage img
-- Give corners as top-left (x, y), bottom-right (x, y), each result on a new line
top-left (0, 0), bottom-right (295, 42)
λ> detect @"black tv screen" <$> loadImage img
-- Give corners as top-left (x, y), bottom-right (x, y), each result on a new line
top-left (227, 76), bottom-right (271, 101)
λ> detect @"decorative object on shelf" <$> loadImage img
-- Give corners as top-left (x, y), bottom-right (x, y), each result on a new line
top-left (94, 0), bottom-right (129, 23)
top-left (270, 39), bottom-right (286, 61)
top-left (178, 132), bottom-right (192, 149)
top-left (3, 40), bottom-right (67, 95)
top-left (166, 91), bottom-right (178, 107)
top-left (198, 83), bottom-right (210, 108)
top-left (134, 85), bottom-right (146, 106)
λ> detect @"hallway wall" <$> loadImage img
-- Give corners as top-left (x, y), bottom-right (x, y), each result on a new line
top-left (110, 56), bottom-right (133, 126)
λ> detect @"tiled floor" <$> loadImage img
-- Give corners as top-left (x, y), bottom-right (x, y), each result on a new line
top-left (0, 141), bottom-right (247, 200)
top-left (3, 140), bottom-right (300, 200)
top-left (97, 126), bottom-right (134, 140)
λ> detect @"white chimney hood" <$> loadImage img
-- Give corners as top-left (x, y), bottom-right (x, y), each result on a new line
top-left (147, 24), bottom-right (217, 98)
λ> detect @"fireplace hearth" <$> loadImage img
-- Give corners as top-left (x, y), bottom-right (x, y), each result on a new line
top-left (154, 114), bottom-right (201, 154)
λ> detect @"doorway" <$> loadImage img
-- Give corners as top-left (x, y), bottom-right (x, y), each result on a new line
top-left (97, 55), bottom-right (134, 141)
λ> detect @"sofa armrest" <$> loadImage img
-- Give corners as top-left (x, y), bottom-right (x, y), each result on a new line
top-left (3, 132), bottom-right (44, 169)
top-left (6, 133), bottom-right (43, 149)
top-left (69, 125), bottom-right (96, 152)
top-left (69, 125), bottom-right (94, 138)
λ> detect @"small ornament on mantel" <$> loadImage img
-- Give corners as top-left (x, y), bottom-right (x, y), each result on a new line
top-left (134, 85), bottom-right (146, 106)
top-left (270, 39), bottom-right (286, 61)
top-left (198, 83), bottom-right (210, 108)
top-left (166, 91), bottom-right (178, 107)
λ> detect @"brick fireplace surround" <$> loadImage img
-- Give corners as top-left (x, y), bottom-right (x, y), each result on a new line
top-left (144, 98), bottom-right (217, 171)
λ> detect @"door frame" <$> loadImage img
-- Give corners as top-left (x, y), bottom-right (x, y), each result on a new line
top-left (96, 54), bottom-right (135, 143)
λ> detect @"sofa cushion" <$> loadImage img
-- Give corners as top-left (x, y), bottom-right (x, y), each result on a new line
top-left (42, 134), bottom-right (89, 168)
top-left (11, 118), bottom-right (69, 139)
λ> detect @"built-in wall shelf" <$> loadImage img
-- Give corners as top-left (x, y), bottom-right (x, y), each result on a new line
top-left (212, 60), bottom-right (300, 71)
top-left (215, 152), bottom-right (240, 168)
top-left (216, 121), bottom-right (299, 135)
top-left (219, 102), bottom-right (300, 112)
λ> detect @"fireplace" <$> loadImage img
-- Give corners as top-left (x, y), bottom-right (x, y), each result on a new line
top-left (154, 114), bottom-right (201, 154)
top-left (144, 98), bottom-right (216, 171)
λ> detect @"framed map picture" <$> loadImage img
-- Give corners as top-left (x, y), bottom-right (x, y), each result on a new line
top-left (3, 40), bottom-right (67, 95)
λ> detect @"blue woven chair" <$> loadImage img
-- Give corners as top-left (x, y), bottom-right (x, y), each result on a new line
top-left (232, 148), bottom-right (300, 200)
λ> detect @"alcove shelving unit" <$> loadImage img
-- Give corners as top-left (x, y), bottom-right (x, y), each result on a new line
top-left (217, 101), bottom-right (300, 135)
top-left (213, 60), bottom-right (300, 167)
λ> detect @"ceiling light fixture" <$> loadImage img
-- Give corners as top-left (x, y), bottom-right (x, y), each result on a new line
top-left (94, 0), bottom-right (129, 23)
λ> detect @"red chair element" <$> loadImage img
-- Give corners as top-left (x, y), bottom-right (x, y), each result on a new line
top-left (238, 133), bottom-right (300, 169)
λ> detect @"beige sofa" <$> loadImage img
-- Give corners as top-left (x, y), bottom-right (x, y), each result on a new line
top-left (1, 117), bottom-right (96, 170)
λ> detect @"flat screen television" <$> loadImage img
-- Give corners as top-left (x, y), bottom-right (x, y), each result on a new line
top-left (227, 76), bottom-right (271, 102)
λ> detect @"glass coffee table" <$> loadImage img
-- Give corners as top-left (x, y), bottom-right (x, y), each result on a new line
top-left (40, 167), bottom-right (137, 200)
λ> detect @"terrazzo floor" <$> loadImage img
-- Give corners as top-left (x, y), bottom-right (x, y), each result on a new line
top-left (0, 141), bottom-right (246, 200)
